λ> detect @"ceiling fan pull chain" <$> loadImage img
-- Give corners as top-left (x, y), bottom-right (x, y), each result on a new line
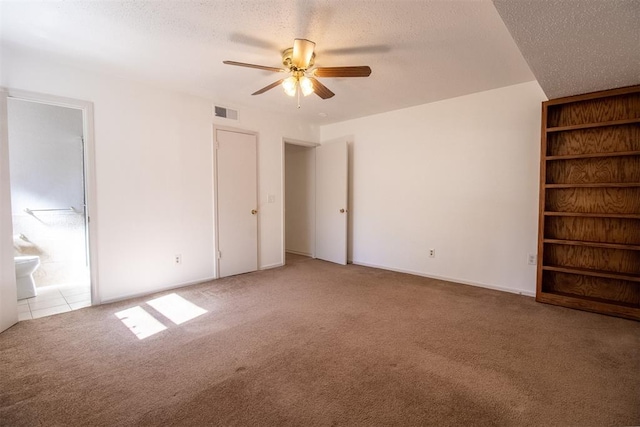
top-left (297, 84), bottom-right (301, 109)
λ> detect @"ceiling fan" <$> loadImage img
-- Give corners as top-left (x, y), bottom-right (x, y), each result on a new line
top-left (223, 39), bottom-right (371, 106)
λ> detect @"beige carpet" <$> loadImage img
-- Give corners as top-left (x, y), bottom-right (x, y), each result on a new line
top-left (1, 254), bottom-right (639, 426)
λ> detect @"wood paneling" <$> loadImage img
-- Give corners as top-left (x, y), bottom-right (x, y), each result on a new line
top-left (542, 271), bottom-right (640, 306)
top-left (547, 125), bottom-right (640, 156)
top-left (546, 156), bottom-right (640, 184)
top-left (547, 93), bottom-right (640, 127)
top-left (545, 188), bottom-right (640, 214)
top-left (544, 216), bottom-right (640, 245)
top-left (537, 85), bottom-right (640, 321)
top-left (544, 244), bottom-right (640, 275)
top-left (537, 292), bottom-right (640, 320)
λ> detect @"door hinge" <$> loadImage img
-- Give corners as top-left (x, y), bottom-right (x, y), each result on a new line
top-left (217, 250), bottom-right (222, 259)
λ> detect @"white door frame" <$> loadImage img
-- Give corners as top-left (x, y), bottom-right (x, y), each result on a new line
top-left (281, 137), bottom-right (320, 265)
top-left (0, 89), bottom-right (18, 332)
top-left (213, 125), bottom-right (259, 278)
top-left (2, 88), bottom-right (100, 305)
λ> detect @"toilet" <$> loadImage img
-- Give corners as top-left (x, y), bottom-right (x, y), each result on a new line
top-left (15, 256), bottom-right (40, 300)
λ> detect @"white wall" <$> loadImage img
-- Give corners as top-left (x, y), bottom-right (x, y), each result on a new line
top-left (284, 143), bottom-right (315, 256)
top-left (8, 100), bottom-right (84, 214)
top-left (321, 81), bottom-right (546, 295)
top-left (1, 43), bottom-right (545, 303)
top-left (1, 46), bottom-right (317, 302)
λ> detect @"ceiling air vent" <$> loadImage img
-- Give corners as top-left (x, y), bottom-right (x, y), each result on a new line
top-left (214, 105), bottom-right (239, 121)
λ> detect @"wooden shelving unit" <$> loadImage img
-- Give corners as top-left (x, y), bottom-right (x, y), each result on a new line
top-left (537, 85), bottom-right (640, 320)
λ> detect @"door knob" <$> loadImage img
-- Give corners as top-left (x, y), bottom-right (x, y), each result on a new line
top-left (340, 209), bottom-right (345, 213)
top-left (251, 209), bottom-right (258, 215)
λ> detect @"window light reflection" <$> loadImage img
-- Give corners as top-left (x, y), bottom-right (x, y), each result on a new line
top-left (115, 306), bottom-right (167, 340)
top-left (146, 293), bottom-right (207, 325)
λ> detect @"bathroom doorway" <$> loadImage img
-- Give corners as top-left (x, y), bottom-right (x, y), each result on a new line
top-left (6, 92), bottom-right (97, 321)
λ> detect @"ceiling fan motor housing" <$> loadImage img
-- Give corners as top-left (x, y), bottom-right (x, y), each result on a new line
top-left (282, 47), bottom-right (316, 71)
top-left (282, 47), bottom-right (315, 70)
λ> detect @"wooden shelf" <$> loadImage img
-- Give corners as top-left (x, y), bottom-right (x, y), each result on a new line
top-left (542, 265), bottom-right (640, 283)
top-left (546, 118), bottom-right (640, 133)
top-left (545, 150), bottom-right (640, 161)
top-left (541, 290), bottom-right (639, 309)
top-left (543, 238), bottom-right (640, 251)
top-left (537, 291), bottom-right (640, 321)
top-left (544, 86), bottom-right (640, 106)
top-left (538, 86), bottom-right (640, 321)
top-left (545, 183), bottom-right (640, 188)
top-left (544, 211), bottom-right (640, 220)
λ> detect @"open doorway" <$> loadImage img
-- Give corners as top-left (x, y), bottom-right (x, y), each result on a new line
top-left (283, 140), bottom-right (317, 264)
top-left (7, 95), bottom-right (96, 321)
top-left (282, 138), bottom-right (350, 266)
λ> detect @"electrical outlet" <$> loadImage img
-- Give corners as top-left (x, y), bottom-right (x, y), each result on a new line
top-left (175, 254), bottom-right (182, 265)
top-left (528, 254), bottom-right (536, 265)
top-left (429, 249), bottom-right (435, 258)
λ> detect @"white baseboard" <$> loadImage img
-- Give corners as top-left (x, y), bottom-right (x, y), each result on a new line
top-left (285, 249), bottom-right (313, 257)
top-left (99, 261), bottom-right (535, 306)
top-left (100, 276), bottom-right (217, 305)
top-left (351, 260), bottom-right (536, 297)
top-left (260, 262), bottom-right (284, 270)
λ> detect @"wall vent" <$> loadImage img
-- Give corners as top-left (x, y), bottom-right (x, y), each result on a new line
top-left (214, 105), bottom-right (239, 121)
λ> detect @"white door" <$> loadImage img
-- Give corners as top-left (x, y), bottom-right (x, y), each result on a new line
top-left (0, 90), bottom-right (18, 333)
top-left (315, 140), bottom-right (348, 265)
top-left (216, 129), bottom-right (258, 277)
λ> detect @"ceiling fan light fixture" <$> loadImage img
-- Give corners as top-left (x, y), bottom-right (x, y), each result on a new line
top-left (299, 76), bottom-right (314, 96)
top-left (223, 38), bottom-right (370, 103)
top-left (282, 76), bottom-right (298, 97)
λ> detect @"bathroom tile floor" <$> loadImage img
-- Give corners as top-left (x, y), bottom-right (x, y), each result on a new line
top-left (18, 283), bottom-right (91, 321)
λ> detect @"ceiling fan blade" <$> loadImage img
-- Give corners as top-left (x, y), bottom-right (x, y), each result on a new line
top-left (252, 79), bottom-right (285, 95)
top-left (223, 60), bottom-right (284, 73)
top-left (309, 77), bottom-right (335, 99)
top-left (313, 66), bottom-right (372, 78)
top-left (292, 39), bottom-right (316, 69)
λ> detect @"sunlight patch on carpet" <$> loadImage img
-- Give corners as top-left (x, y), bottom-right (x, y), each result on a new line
top-left (146, 293), bottom-right (207, 325)
top-left (115, 306), bottom-right (167, 340)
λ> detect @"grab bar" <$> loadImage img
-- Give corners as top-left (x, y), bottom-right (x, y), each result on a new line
top-left (24, 207), bottom-right (77, 215)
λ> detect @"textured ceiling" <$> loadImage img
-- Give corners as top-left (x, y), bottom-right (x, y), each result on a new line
top-left (1, 0), bottom-right (537, 125)
top-left (4, 1), bottom-right (637, 124)
top-left (493, 0), bottom-right (640, 100)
